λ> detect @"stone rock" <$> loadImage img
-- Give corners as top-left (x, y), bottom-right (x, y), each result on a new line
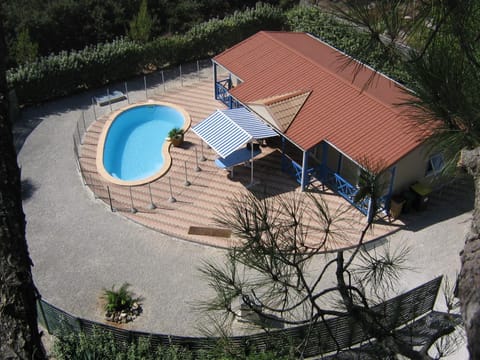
top-left (104, 304), bottom-right (142, 324)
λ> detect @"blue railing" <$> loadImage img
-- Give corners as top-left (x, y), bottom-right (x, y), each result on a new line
top-left (282, 158), bottom-right (389, 217)
top-left (215, 79), bottom-right (242, 109)
top-left (280, 157), bottom-right (390, 217)
top-left (283, 158), bottom-right (315, 187)
top-left (322, 167), bottom-right (390, 216)
top-left (215, 80), bottom-right (230, 105)
top-left (323, 167), bottom-right (369, 214)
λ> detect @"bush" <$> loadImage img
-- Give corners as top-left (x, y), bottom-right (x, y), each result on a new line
top-left (7, 38), bottom-right (146, 104)
top-left (102, 283), bottom-right (141, 313)
top-left (53, 327), bottom-right (193, 360)
top-left (168, 127), bottom-right (184, 139)
top-left (53, 327), bottom-right (294, 360)
top-left (7, 3), bottom-right (285, 105)
top-left (7, 4), bottom-right (413, 105)
top-left (186, 3), bottom-right (285, 58)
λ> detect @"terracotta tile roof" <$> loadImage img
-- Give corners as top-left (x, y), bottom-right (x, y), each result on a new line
top-left (213, 31), bottom-right (432, 168)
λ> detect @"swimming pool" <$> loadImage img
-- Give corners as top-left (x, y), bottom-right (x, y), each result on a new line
top-left (96, 101), bottom-right (191, 186)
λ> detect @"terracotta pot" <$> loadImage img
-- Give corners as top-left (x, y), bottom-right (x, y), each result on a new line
top-left (170, 134), bottom-right (184, 147)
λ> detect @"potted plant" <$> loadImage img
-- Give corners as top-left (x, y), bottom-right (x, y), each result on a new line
top-left (168, 127), bottom-right (184, 147)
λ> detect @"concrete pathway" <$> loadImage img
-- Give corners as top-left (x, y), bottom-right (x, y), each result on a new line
top-left (17, 71), bottom-right (472, 358)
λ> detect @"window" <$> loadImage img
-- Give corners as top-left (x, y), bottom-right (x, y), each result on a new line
top-left (311, 144), bottom-right (323, 163)
top-left (426, 153), bottom-right (444, 176)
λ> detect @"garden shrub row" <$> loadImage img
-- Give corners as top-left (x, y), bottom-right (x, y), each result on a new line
top-left (6, 3), bottom-right (285, 105)
top-left (7, 4), bottom-right (411, 105)
top-left (53, 326), bottom-right (291, 360)
top-left (8, 39), bottom-right (145, 104)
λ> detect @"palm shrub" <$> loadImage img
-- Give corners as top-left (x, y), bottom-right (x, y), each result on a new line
top-left (13, 27), bottom-right (38, 65)
top-left (102, 283), bottom-right (141, 313)
top-left (168, 127), bottom-right (184, 138)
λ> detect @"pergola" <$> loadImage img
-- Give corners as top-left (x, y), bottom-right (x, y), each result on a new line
top-left (192, 107), bottom-right (278, 186)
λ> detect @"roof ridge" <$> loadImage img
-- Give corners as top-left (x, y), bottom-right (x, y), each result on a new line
top-left (304, 33), bottom-right (412, 115)
top-left (251, 89), bottom-right (311, 106)
top-left (213, 30), bottom-right (289, 64)
top-left (247, 90), bottom-right (311, 133)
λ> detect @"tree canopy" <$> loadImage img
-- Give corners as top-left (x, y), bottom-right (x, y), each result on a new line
top-left (1, 0), bottom-right (297, 68)
top-left (199, 188), bottom-right (461, 359)
top-left (0, 9), bottom-right (46, 359)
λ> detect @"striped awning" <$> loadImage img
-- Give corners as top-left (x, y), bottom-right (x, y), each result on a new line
top-left (192, 107), bottom-right (277, 158)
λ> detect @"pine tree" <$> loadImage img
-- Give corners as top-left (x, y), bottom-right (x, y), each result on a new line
top-left (0, 12), bottom-right (46, 360)
top-left (129, 0), bottom-right (153, 43)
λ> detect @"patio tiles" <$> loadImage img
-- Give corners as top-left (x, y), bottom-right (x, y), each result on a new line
top-left (79, 79), bottom-right (404, 250)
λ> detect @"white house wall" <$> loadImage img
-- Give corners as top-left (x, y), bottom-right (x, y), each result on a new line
top-left (391, 144), bottom-right (434, 195)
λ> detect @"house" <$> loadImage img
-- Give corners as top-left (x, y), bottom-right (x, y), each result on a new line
top-left (207, 31), bottom-right (441, 215)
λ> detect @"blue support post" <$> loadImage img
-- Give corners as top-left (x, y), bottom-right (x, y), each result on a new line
top-left (281, 137), bottom-right (286, 172)
top-left (320, 142), bottom-right (328, 182)
top-left (385, 166), bottom-right (396, 212)
top-left (300, 150), bottom-right (308, 191)
top-left (337, 153), bottom-right (343, 174)
top-left (228, 74), bottom-right (233, 108)
top-left (213, 63), bottom-right (218, 99)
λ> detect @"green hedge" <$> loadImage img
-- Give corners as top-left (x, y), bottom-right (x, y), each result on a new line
top-left (186, 4), bottom-right (285, 58)
top-left (8, 4), bottom-right (413, 105)
top-left (53, 326), bottom-right (293, 360)
top-left (8, 39), bottom-right (146, 103)
top-left (7, 3), bottom-right (285, 105)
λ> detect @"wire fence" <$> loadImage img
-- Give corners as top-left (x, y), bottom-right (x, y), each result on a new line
top-left (73, 59), bottom-right (214, 214)
top-left (37, 277), bottom-right (445, 358)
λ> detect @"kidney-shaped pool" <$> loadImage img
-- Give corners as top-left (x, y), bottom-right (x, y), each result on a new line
top-left (96, 101), bottom-right (191, 186)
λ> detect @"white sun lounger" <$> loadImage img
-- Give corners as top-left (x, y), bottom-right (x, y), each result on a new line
top-left (94, 91), bottom-right (127, 106)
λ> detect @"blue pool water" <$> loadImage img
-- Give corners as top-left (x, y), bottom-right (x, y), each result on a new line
top-left (103, 105), bottom-right (185, 181)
